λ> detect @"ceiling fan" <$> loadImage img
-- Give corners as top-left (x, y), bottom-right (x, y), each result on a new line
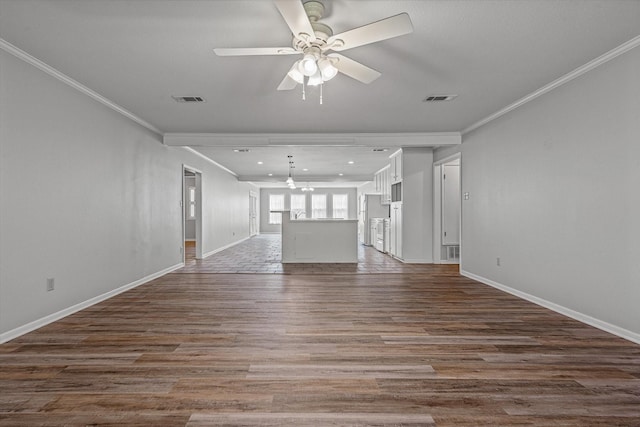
top-left (213, 0), bottom-right (413, 95)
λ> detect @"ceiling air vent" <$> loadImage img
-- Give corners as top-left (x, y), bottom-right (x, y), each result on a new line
top-left (172, 96), bottom-right (205, 103)
top-left (372, 148), bottom-right (389, 152)
top-left (423, 94), bottom-right (457, 102)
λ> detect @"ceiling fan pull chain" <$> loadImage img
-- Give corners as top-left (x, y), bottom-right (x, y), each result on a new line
top-left (302, 78), bottom-right (306, 101)
top-left (320, 83), bottom-right (323, 105)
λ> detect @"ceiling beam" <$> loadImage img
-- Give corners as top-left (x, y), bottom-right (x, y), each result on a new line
top-left (163, 132), bottom-right (461, 147)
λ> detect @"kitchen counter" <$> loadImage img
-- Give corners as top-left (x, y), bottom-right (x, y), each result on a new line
top-left (278, 211), bottom-right (358, 263)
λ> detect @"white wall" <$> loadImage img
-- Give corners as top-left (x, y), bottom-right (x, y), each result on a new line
top-left (357, 181), bottom-right (377, 197)
top-left (0, 49), bottom-right (256, 339)
top-left (460, 44), bottom-right (640, 340)
top-left (401, 148), bottom-right (434, 263)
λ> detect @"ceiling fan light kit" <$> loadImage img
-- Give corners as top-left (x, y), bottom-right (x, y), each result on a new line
top-left (318, 57), bottom-right (338, 81)
top-left (214, 0), bottom-right (414, 104)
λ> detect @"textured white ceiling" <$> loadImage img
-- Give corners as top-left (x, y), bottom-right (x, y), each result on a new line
top-left (1, 0), bottom-right (639, 183)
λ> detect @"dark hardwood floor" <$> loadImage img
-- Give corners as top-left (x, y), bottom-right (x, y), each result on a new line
top-left (1, 236), bottom-right (639, 426)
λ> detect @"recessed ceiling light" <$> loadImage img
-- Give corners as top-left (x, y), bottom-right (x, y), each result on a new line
top-left (268, 173), bottom-right (273, 176)
top-left (257, 161), bottom-right (263, 165)
top-left (339, 173), bottom-right (344, 176)
top-left (348, 161), bottom-right (354, 164)
top-left (303, 168), bottom-right (309, 172)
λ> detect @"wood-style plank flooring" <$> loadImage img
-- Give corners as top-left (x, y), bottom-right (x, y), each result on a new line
top-left (1, 236), bottom-right (639, 426)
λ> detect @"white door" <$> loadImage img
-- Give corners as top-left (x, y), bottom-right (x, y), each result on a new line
top-left (442, 164), bottom-right (460, 245)
top-left (390, 202), bottom-right (402, 259)
top-left (249, 193), bottom-right (258, 236)
top-left (183, 165), bottom-right (203, 260)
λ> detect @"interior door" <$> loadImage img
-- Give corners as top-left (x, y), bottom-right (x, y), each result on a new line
top-left (442, 163), bottom-right (460, 245)
top-left (249, 193), bottom-right (258, 236)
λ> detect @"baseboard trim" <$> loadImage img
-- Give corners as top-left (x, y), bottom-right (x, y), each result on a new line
top-left (0, 262), bottom-right (184, 344)
top-left (402, 258), bottom-right (434, 264)
top-left (461, 269), bottom-right (640, 345)
top-left (202, 236), bottom-right (251, 259)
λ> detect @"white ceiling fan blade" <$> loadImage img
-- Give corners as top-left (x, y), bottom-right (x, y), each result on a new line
top-left (328, 13), bottom-right (413, 52)
top-left (277, 74), bottom-right (298, 91)
top-left (273, 0), bottom-right (316, 42)
top-left (214, 47), bottom-right (298, 56)
top-left (328, 53), bottom-right (381, 84)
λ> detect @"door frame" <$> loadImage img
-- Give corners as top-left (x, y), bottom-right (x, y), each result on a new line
top-left (433, 153), bottom-right (461, 265)
top-left (249, 191), bottom-right (258, 237)
top-left (183, 164), bottom-right (203, 261)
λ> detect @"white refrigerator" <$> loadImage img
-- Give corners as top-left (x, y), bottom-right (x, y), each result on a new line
top-left (358, 194), bottom-right (390, 246)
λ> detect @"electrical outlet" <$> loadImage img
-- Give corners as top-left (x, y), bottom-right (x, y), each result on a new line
top-left (496, 257), bottom-right (501, 267)
top-left (46, 278), bottom-right (55, 292)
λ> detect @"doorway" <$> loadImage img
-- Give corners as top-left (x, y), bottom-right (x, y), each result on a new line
top-left (249, 192), bottom-right (258, 237)
top-left (433, 154), bottom-right (461, 264)
top-left (183, 165), bottom-right (203, 262)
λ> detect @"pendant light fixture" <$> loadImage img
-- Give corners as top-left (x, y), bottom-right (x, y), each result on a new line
top-left (286, 155), bottom-right (296, 189)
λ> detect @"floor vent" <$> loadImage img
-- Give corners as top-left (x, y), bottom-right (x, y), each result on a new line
top-left (446, 245), bottom-right (460, 262)
top-left (172, 96), bottom-right (205, 103)
top-left (423, 94), bottom-right (457, 102)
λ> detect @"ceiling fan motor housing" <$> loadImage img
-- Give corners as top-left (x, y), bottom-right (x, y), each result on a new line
top-left (293, 1), bottom-right (333, 48)
top-left (311, 22), bottom-right (333, 42)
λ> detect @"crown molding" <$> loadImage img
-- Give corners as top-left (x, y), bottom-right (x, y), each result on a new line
top-left (462, 35), bottom-right (640, 135)
top-left (0, 38), bottom-right (163, 136)
top-left (183, 147), bottom-right (238, 177)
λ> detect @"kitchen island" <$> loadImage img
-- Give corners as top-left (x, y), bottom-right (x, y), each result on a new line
top-left (279, 211), bottom-right (358, 263)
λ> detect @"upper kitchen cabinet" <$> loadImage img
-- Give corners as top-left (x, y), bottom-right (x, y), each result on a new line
top-left (390, 150), bottom-right (403, 184)
top-left (374, 166), bottom-right (391, 205)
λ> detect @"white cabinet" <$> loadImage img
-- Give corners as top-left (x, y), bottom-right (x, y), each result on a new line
top-left (390, 150), bottom-right (402, 184)
top-left (375, 166), bottom-right (391, 204)
top-left (383, 167), bottom-right (391, 204)
top-left (390, 202), bottom-right (402, 259)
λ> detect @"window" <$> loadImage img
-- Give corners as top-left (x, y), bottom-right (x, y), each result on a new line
top-left (269, 194), bottom-right (284, 224)
top-left (332, 194), bottom-right (348, 219)
top-left (290, 194), bottom-right (306, 219)
top-left (188, 187), bottom-right (196, 219)
top-left (311, 194), bottom-right (327, 219)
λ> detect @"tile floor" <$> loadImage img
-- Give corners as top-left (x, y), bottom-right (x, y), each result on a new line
top-left (182, 234), bottom-right (452, 274)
